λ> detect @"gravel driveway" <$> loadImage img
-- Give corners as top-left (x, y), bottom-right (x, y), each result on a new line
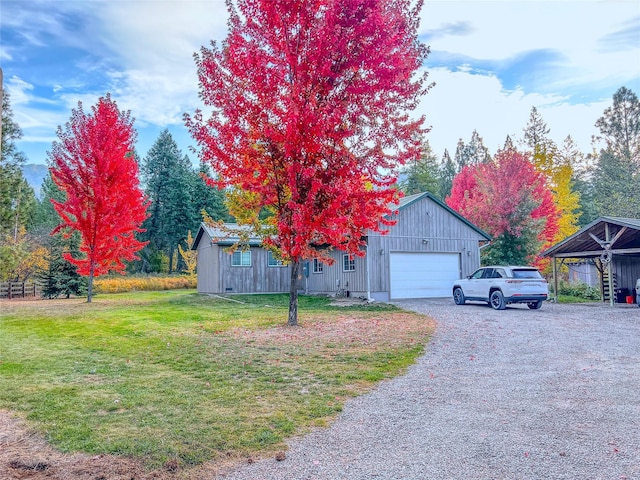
top-left (219, 300), bottom-right (640, 480)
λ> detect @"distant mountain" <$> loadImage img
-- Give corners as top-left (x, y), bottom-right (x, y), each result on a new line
top-left (21, 163), bottom-right (49, 199)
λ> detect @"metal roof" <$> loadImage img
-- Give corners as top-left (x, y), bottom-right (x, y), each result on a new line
top-left (193, 191), bottom-right (492, 249)
top-left (192, 223), bottom-right (263, 250)
top-left (542, 217), bottom-right (640, 258)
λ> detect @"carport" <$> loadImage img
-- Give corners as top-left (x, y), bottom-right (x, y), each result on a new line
top-left (542, 217), bottom-right (640, 305)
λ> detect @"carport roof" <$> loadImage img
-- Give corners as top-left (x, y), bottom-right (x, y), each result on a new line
top-left (542, 216), bottom-right (640, 258)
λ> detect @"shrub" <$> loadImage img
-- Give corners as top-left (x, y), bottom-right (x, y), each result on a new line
top-left (93, 275), bottom-right (196, 294)
top-left (554, 281), bottom-right (601, 301)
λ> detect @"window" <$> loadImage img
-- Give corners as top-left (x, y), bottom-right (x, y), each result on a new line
top-left (343, 254), bottom-right (355, 272)
top-left (494, 268), bottom-right (506, 278)
top-left (268, 251), bottom-right (284, 267)
top-left (470, 269), bottom-right (484, 279)
top-left (512, 269), bottom-right (543, 279)
top-left (313, 258), bottom-right (324, 273)
top-left (231, 249), bottom-right (251, 267)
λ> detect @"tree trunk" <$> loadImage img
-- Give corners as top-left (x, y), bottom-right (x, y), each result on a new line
top-left (87, 262), bottom-right (95, 303)
top-left (288, 259), bottom-right (300, 326)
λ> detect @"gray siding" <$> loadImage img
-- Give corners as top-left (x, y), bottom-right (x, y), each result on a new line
top-left (195, 230), bottom-right (292, 294)
top-left (304, 250), bottom-right (368, 297)
top-left (306, 196), bottom-right (487, 300)
top-left (196, 242), bottom-right (220, 294)
top-left (613, 257), bottom-right (640, 294)
top-left (217, 247), bottom-right (291, 294)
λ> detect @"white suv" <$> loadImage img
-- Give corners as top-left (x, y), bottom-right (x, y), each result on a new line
top-left (452, 266), bottom-right (548, 310)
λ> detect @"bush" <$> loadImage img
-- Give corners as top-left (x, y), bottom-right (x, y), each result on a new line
top-left (554, 281), bottom-right (601, 301)
top-left (93, 275), bottom-right (196, 294)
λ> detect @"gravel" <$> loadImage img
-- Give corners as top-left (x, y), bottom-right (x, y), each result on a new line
top-left (217, 300), bottom-right (640, 480)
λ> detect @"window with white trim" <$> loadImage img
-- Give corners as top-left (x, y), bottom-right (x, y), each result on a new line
top-left (267, 251), bottom-right (284, 267)
top-left (313, 258), bottom-right (324, 273)
top-left (231, 249), bottom-right (251, 267)
top-left (343, 254), bottom-right (355, 272)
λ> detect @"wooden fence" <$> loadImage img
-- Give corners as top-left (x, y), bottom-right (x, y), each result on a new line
top-left (0, 281), bottom-right (42, 299)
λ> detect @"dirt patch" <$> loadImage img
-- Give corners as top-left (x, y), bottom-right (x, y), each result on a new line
top-left (231, 312), bottom-right (435, 350)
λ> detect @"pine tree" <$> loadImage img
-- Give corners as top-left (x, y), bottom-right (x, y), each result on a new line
top-left (141, 130), bottom-right (196, 273)
top-left (192, 160), bottom-right (230, 223)
top-left (454, 131), bottom-right (491, 171)
top-left (438, 149), bottom-right (456, 199)
top-left (1, 90), bottom-right (36, 236)
top-left (39, 233), bottom-right (87, 299)
top-left (400, 141), bottom-right (440, 196)
top-left (591, 87), bottom-right (640, 217)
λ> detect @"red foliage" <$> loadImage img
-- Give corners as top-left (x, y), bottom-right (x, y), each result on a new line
top-left (446, 150), bottom-right (559, 264)
top-left (185, 0), bottom-right (429, 263)
top-left (48, 95), bottom-right (148, 285)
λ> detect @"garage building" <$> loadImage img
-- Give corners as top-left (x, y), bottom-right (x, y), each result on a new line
top-left (193, 192), bottom-right (490, 300)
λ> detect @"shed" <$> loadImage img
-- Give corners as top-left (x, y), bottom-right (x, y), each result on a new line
top-left (541, 217), bottom-right (640, 304)
top-left (192, 192), bottom-right (490, 300)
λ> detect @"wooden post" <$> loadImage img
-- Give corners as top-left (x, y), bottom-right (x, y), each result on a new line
top-left (552, 256), bottom-right (558, 302)
top-left (606, 223), bottom-right (614, 307)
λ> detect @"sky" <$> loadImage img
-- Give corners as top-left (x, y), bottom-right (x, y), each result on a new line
top-left (1, 0), bottom-right (639, 168)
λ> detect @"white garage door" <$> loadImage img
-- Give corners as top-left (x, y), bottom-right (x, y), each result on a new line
top-left (390, 252), bottom-right (460, 299)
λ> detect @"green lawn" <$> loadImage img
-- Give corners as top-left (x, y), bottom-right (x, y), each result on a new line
top-left (0, 291), bottom-right (433, 469)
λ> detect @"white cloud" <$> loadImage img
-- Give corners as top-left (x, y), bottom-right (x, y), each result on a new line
top-left (6, 76), bottom-right (34, 105)
top-left (421, 1), bottom-right (640, 92)
top-left (417, 67), bottom-right (608, 157)
top-left (76, 1), bottom-right (229, 127)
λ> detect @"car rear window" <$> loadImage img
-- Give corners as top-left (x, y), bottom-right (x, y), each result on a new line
top-left (512, 269), bottom-right (543, 279)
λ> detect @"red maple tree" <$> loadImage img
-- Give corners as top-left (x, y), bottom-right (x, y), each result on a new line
top-left (186, 0), bottom-right (430, 325)
top-left (447, 149), bottom-right (559, 267)
top-left (48, 94), bottom-right (148, 302)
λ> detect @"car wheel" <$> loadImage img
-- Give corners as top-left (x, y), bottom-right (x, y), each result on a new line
top-left (490, 290), bottom-right (506, 310)
top-left (453, 287), bottom-right (466, 305)
top-left (527, 300), bottom-right (542, 309)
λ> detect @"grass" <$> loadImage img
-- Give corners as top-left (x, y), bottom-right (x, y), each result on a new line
top-left (0, 291), bottom-right (434, 470)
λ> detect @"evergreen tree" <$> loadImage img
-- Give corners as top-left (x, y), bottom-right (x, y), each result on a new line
top-left (454, 131), bottom-right (491, 172)
top-left (592, 149), bottom-right (640, 217)
top-left (502, 135), bottom-right (516, 151)
top-left (31, 172), bottom-right (64, 230)
top-left (141, 130), bottom-right (196, 273)
top-left (465, 130), bottom-right (492, 165)
top-left (438, 149), bottom-right (456, 199)
top-left (591, 87), bottom-right (640, 217)
top-left (39, 233), bottom-right (87, 299)
top-left (594, 86), bottom-right (640, 166)
top-left (400, 141), bottom-right (440, 196)
top-left (192, 160), bottom-right (230, 223)
top-left (1, 90), bottom-right (36, 236)
top-left (32, 171), bottom-right (87, 297)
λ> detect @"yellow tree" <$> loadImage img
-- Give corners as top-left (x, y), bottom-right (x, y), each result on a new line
top-left (523, 108), bottom-right (580, 242)
top-left (177, 230), bottom-right (197, 277)
top-left (0, 226), bottom-right (48, 281)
